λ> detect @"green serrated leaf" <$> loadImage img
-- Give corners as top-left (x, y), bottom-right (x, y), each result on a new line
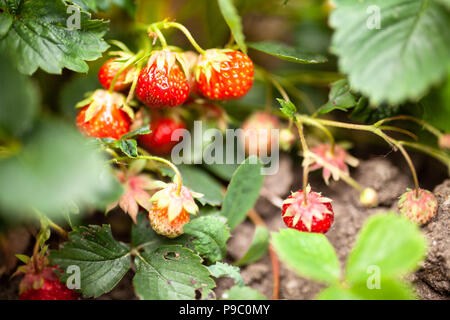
top-left (272, 229), bottom-right (341, 284)
top-left (248, 41), bottom-right (327, 64)
top-left (183, 216), bottom-right (230, 263)
top-left (277, 98), bottom-right (297, 119)
top-left (178, 165), bottom-right (224, 206)
top-left (235, 226), bottom-right (269, 266)
top-left (345, 213), bottom-right (427, 285)
top-left (131, 212), bottom-right (192, 251)
top-left (222, 285), bottom-right (266, 300)
top-left (49, 225), bottom-right (131, 298)
top-left (330, 0), bottom-right (450, 105)
top-left (208, 262), bottom-right (243, 286)
top-left (121, 125), bottom-right (151, 139)
top-left (220, 156), bottom-right (264, 230)
top-left (318, 79), bottom-right (357, 114)
top-left (117, 139), bottom-right (138, 158)
top-left (218, 0), bottom-right (247, 53)
top-left (133, 245), bottom-right (216, 300)
top-left (0, 0), bottom-right (109, 75)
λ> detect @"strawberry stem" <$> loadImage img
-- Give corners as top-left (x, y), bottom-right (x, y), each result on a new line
top-left (151, 26), bottom-right (168, 49)
top-left (110, 155), bottom-right (183, 196)
top-left (295, 119), bottom-right (310, 205)
top-left (151, 21), bottom-right (206, 55)
top-left (374, 115), bottom-right (443, 139)
top-left (302, 117), bottom-right (421, 196)
top-left (108, 51), bottom-right (145, 93)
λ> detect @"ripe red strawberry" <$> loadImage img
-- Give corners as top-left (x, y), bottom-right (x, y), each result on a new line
top-left (76, 90), bottom-right (131, 139)
top-left (398, 188), bottom-right (438, 225)
top-left (282, 185), bottom-right (334, 233)
top-left (98, 58), bottom-right (134, 91)
top-left (240, 111), bottom-right (279, 156)
top-left (139, 115), bottom-right (186, 155)
top-left (136, 50), bottom-right (190, 108)
top-left (195, 49), bottom-right (254, 100)
top-left (149, 182), bottom-right (203, 238)
top-left (15, 254), bottom-right (79, 300)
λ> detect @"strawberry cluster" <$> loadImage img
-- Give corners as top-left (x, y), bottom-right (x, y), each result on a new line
top-left (75, 44), bottom-right (254, 156)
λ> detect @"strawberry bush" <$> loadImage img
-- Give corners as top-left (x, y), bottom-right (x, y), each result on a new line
top-left (0, 0), bottom-right (449, 301)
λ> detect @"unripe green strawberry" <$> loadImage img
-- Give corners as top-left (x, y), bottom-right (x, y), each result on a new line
top-left (360, 187), bottom-right (379, 207)
top-left (149, 182), bottom-right (203, 238)
top-left (398, 188), bottom-right (438, 225)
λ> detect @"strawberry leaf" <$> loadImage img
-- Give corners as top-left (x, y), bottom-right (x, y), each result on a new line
top-left (0, 119), bottom-right (123, 219)
top-left (220, 156), bottom-right (264, 230)
top-left (235, 226), bottom-right (269, 266)
top-left (0, 0), bottom-right (109, 75)
top-left (131, 212), bottom-right (193, 251)
top-left (0, 53), bottom-right (38, 138)
top-left (277, 98), bottom-right (297, 119)
top-left (248, 41), bottom-right (327, 64)
top-left (71, 0), bottom-right (136, 16)
top-left (317, 79), bottom-right (358, 114)
top-left (217, 0), bottom-right (247, 53)
top-left (116, 139), bottom-right (138, 158)
top-left (49, 225), bottom-right (131, 298)
top-left (271, 229), bottom-right (341, 284)
top-left (178, 165), bottom-right (224, 206)
top-left (207, 262), bottom-right (244, 286)
top-left (222, 285), bottom-right (266, 300)
top-left (345, 213), bottom-right (427, 285)
top-left (121, 125), bottom-right (151, 139)
top-left (183, 215), bottom-right (230, 263)
top-left (317, 278), bottom-right (416, 300)
top-left (330, 0), bottom-right (450, 105)
top-left (133, 245), bottom-right (216, 300)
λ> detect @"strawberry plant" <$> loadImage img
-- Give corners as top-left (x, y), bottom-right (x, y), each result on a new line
top-left (0, 0), bottom-right (449, 302)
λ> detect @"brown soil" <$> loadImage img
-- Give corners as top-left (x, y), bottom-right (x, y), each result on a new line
top-left (0, 156), bottom-right (448, 300)
top-left (218, 155), bottom-right (450, 300)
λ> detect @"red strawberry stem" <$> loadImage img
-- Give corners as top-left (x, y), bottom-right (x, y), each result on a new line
top-left (150, 21), bottom-right (206, 55)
